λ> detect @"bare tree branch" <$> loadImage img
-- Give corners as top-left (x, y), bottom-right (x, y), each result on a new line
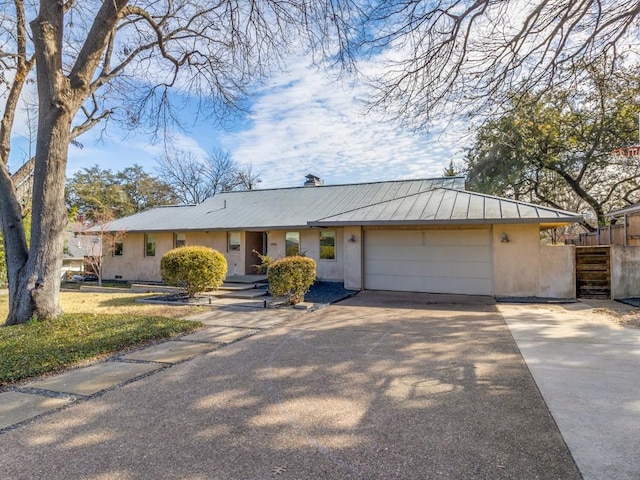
top-left (365, 0), bottom-right (640, 126)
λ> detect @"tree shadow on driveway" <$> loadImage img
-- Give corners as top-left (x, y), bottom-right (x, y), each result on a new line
top-left (0, 292), bottom-right (580, 480)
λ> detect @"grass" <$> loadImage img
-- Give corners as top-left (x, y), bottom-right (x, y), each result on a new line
top-left (0, 292), bottom-right (205, 386)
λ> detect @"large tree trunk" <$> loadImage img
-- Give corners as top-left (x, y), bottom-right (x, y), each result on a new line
top-left (5, 112), bottom-right (72, 325)
top-left (3, 3), bottom-right (73, 325)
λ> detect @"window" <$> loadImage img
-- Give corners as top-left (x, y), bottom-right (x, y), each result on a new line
top-left (145, 234), bottom-right (156, 257)
top-left (285, 232), bottom-right (300, 256)
top-left (174, 233), bottom-right (186, 248)
top-left (320, 230), bottom-right (336, 260)
top-left (114, 241), bottom-right (123, 256)
top-left (228, 232), bottom-right (241, 252)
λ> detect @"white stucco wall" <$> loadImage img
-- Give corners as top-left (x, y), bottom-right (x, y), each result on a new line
top-left (342, 226), bottom-right (363, 290)
top-left (539, 245), bottom-right (576, 298)
top-left (102, 231), bottom-right (233, 282)
top-left (266, 229), bottom-right (345, 282)
top-left (102, 232), bottom-right (174, 282)
top-left (492, 224), bottom-right (540, 296)
top-left (611, 245), bottom-right (640, 298)
top-left (493, 224), bottom-right (576, 298)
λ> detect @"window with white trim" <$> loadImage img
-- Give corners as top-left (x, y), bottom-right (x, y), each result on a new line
top-left (228, 232), bottom-right (241, 252)
top-left (320, 230), bottom-right (336, 260)
top-left (285, 232), bottom-right (300, 256)
top-left (144, 234), bottom-right (156, 257)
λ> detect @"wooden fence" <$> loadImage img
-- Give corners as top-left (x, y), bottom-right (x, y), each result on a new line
top-left (574, 225), bottom-right (626, 246)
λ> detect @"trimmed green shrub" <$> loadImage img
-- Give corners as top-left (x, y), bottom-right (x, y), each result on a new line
top-left (252, 249), bottom-right (274, 274)
top-left (268, 256), bottom-right (316, 304)
top-left (161, 246), bottom-right (227, 298)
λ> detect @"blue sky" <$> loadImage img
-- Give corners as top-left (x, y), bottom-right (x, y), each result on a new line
top-left (9, 54), bottom-right (470, 189)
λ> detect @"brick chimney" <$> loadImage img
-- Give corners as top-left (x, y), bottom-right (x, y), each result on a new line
top-left (304, 174), bottom-right (323, 187)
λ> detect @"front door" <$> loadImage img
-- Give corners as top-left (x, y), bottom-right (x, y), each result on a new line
top-left (245, 232), bottom-right (266, 274)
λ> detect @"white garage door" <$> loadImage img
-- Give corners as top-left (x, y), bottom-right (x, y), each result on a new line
top-left (364, 229), bottom-right (493, 295)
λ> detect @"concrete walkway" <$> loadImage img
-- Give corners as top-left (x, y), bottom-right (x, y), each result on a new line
top-left (499, 301), bottom-right (640, 480)
top-left (0, 307), bottom-right (299, 432)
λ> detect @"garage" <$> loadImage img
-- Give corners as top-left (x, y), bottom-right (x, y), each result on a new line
top-left (364, 229), bottom-right (493, 295)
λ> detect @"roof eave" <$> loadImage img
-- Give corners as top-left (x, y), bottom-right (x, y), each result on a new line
top-left (101, 224), bottom-right (313, 234)
top-left (308, 217), bottom-right (583, 227)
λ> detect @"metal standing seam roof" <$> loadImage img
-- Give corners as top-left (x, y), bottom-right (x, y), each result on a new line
top-left (101, 176), bottom-right (582, 232)
top-left (608, 202), bottom-right (640, 217)
top-left (308, 188), bottom-right (583, 227)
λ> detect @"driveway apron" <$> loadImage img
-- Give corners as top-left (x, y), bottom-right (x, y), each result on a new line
top-left (0, 291), bottom-right (579, 479)
top-left (500, 302), bottom-right (640, 480)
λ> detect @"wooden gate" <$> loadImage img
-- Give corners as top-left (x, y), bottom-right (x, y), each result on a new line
top-left (575, 246), bottom-right (611, 298)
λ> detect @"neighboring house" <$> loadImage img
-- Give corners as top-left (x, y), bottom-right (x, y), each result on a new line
top-left (64, 231), bottom-right (102, 277)
top-left (101, 175), bottom-right (582, 298)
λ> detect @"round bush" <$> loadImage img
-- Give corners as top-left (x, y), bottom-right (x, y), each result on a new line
top-left (267, 256), bottom-right (316, 304)
top-left (161, 246), bottom-right (227, 298)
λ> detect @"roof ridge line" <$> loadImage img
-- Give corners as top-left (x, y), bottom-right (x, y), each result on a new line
top-left (214, 176), bottom-right (465, 195)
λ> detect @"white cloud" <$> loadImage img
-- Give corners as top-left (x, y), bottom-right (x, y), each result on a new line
top-left (222, 55), bottom-right (468, 188)
top-left (8, 53), bottom-right (468, 188)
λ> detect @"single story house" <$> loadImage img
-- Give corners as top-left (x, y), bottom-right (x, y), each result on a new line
top-left (101, 175), bottom-right (582, 298)
top-left (62, 231), bottom-right (101, 278)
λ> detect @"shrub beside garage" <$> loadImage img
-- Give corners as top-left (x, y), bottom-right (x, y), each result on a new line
top-left (268, 256), bottom-right (316, 304)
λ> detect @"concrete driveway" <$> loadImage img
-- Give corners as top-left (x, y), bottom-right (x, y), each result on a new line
top-left (500, 301), bottom-right (640, 480)
top-left (0, 291), bottom-right (579, 479)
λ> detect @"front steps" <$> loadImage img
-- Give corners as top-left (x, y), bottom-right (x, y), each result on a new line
top-left (130, 275), bottom-right (268, 299)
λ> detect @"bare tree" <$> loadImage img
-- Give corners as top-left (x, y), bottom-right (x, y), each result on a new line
top-left (236, 162), bottom-right (262, 190)
top-left (205, 149), bottom-right (242, 194)
top-left (364, 1), bottom-right (640, 127)
top-left (156, 148), bottom-right (261, 203)
top-left (76, 211), bottom-right (126, 288)
top-left (0, 1), bottom-right (350, 325)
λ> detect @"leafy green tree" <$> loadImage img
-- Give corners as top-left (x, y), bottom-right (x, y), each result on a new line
top-left (465, 63), bottom-right (640, 229)
top-left (442, 160), bottom-right (461, 177)
top-left (116, 165), bottom-right (177, 213)
top-left (67, 164), bottom-right (176, 220)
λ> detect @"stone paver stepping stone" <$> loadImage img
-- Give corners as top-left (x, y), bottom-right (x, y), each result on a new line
top-left (181, 326), bottom-right (258, 343)
top-left (0, 391), bottom-right (71, 430)
top-left (27, 362), bottom-right (162, 396)
top-left (122, 341), bottom-right (216, 364)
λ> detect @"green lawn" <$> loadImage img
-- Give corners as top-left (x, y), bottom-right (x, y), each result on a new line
top-left (0, 292), bottom-right (204, 386)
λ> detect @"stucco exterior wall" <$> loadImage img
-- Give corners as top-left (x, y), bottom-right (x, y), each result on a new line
top-left (493, 225), bottom-right (576, 298)
top-left (539, 245), bottom-right (576, 298)
top-left (492, 224), bottom-right (540, 297)
top-left (343, 226), bottom-right (363, 290)
top-left (187, 231), bottom-right (243, 275)
top-left (611, 245), bottom-right (640, 298)
top-left (266, 229), bottom-right (345, 282)
top-left (102, 231), bottom-right (231, 282)
top-left (102, 232), bottom-right (174, 282)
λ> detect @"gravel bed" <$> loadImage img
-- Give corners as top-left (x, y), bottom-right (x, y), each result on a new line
top-left (304, 281), bottom-right (359, 304)
top-left (618, 298), bottom-right (640, 308)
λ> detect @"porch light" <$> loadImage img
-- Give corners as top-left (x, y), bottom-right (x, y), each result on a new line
top-left (348, 235), bottom-right (357, 243)
top-left (501, 233), bottom-right (510, 243)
